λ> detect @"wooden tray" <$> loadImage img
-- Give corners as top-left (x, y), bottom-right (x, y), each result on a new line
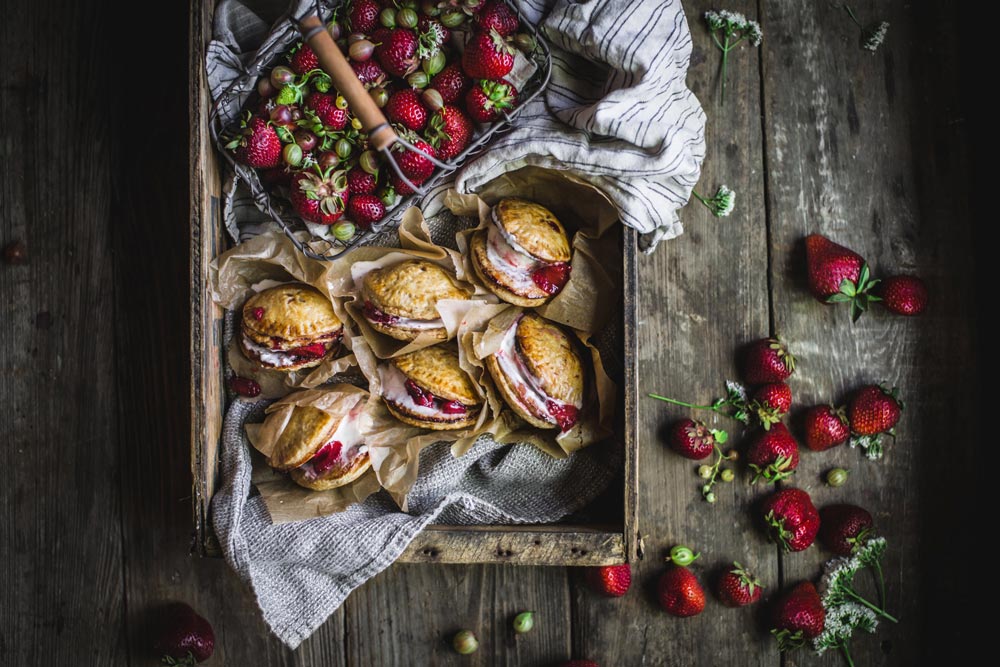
top-left (189, 0), bottom-right (639, 565)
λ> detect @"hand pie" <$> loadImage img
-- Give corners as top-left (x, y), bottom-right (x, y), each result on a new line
top-left (267, 399), bottom-right (371, 491)
top-left (379, 344), bottom-right (483, 430)
top-left (484, 312), bottom-right (584, 431)
top-left (470, 197), bottom-right (572, 307)
top-left (240, 284), bottom-right (343, 372)
top-left (361, 260), bottom-right (468, 341)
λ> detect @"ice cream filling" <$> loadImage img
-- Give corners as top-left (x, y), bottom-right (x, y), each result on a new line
top-left (241, 334), bottom-right (335, 367)
top-left (379, 362), bottom-right (475, 420)
top-left (296, 401), bottom-right (369, 481)
top-left (485, 223), bottom-right (570, 296)
top-left (493, 317), bottom-right (581, 431)
top-left (362, 300), bottom-right (445, 331)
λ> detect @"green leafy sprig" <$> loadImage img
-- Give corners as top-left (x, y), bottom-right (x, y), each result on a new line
top-left (704, 10), bottom-right (762, 105)
top-left (693, 184), bottom-right (735, 217)
top-left (843, 5), bottom-right (889, 53)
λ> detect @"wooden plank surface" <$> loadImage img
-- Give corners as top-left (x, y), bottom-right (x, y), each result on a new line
top-left (0, 0), bottom-right (127, 664)
top-left (567, 1), bottom-right (778, 663)
top-left (0, 0), bottom-right (982, 664)
top-left (760, 2), bottom-right (976, 666)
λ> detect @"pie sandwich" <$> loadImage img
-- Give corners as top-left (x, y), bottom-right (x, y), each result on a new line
top-left (379, 344), bottom-right (483, 430)
top-left (360, 259), bottom-right (468, 341)
top-left (240, 283), bottom-right (343, 372)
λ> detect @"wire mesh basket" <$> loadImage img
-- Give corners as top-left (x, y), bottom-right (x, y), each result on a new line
top-left (209, 0), bottom-right (552, 261)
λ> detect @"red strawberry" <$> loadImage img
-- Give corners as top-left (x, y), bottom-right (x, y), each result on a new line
top-left (475, 0), bottom-right (519, 36)
top-left (347, 0), bottom-right (381, 34)
top-left (879, 275), bottom-right (927, 316)
top-left (802, 405), bottom-right (850, 451)
top-left (289, 43), bottom-right (319, 74)
top-left (386, 89), bottom-right (428, 131)
top-left (531, 261), bottom-right (570, 294)
top-left (154, 602), bottom-right (215, 663)
top-left (390, 172), bottom-right (417, 196)
top-left (752, 382), bottom-right (791, 429)
top-left (347, 194), bottom-right (386, 228)
top-left (425, 105), bottom-right (473, 160)
top-left (429, 64), bottom-right (471, 104)
top-left (715, 562), bottom-right (763, 607)
top-left (310, 441), bottom-right (344, 476)
top-left (770, 582), bottom-right (825, 650)
top-left (818, 504), bottom-right (874, 556)
top-left (746, 423), bottom-right (800, 484)
top-left (586, 564), bottom-right (631, 597)
top-left (405, 379), bottom-right (435, 407)
top-left (547, 401), bottom-right (579, 432)
top-left (760, 488), bottom-right (819, 552)
top-left (232, 116), bottom-right (282, 168)
top-left (229, 376), bottom-right (261, 398)
top-left (462, 28), bottom-right (515, 79)
top-left (440, 400), bottom-right (468, 415)
top-left (667, 419), bottom-right (720, 460)
top-left (465, 78), bottom-right (519, 123)
top-left (657, 566), bottom-right (705, 617)
top-left (848, 384), bottom-right (902, 436)
top-left (351, 59), bottom-right (386, 85)
top-left (742, 336), bottom-right (796, 384)
top-left (305, 92), bottom-right (348, 130)
top-left (290, 168), bottom-right (350, 224)
top-left (395, 137), bottom-right (436, 182)
top-left (376, 28), bottom-right (419, 77)
top-left (805, 234), bottom-right (880, 322)
top-left (347, 167), bottom-right (378, 195)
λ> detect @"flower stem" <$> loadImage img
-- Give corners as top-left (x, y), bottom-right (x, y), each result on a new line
top-left (841, 642), bottom-right (855, 667)
top-left (843, 4), bottom-right (864, 30)
top-left (871, 559), bottom-right (887, 609)
top-left (648, 393), bottom-right (732, 418)
top-left (720, 33), bottom-right (730, 105)
top-left (844, 587), bottom-right (898, 623)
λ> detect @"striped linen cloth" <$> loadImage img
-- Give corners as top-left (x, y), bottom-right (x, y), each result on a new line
top-left (206, 0), bottom-right (704, 646)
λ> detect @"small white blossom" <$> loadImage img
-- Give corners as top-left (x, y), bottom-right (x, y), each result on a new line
top-left (745, 20), bottom-right (763, 47)
top-left (813, 603), bottom-right (878, 654)
top-left (715, 184), bottom-right (735, 216)
top-left (726, 380), bottom-right (748, 402)
top-left (864, 21), bottom-right (889, 52)
top-left (718, 10), bottom-right (748, 29)
top-left (301, 154), bottom-right (318, 168)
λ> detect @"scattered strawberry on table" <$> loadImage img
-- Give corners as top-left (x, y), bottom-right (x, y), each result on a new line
top-left (818, 504), bottom-right (874, 557)
top-left (802, 404), bottom-right (850, 451)
top-left (742, 336), bottom-right (796, 384)
top-left (878, 275), bottom-right (928, 315)
top-left (715, 562), bottom-right (763, 607)
top-left (658, 546), bottom-right (706, 617)
top-left (746, 422), bottom-right (800, 483)
top-left (760, 487), bottom-right (819, 552)
top-left (847, 383), bottom-right (903, 459)
top-left (154, 602), bottom-right (215, 665)
top-left (226, 0), bottom-right (537, 242)
top-left (770, 581), bottom-right (826, 651)
top-left (586, 563), bottom-right (632, 597)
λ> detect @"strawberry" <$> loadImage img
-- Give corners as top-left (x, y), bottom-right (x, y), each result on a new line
top-left (231, 116), bottom-right (282, 168)
top-left (879, 275), bottom-right (927, 316)
top-left (425, 105), bottom-right (473, 160)
top-left (532, 261), bottom-right (571, 295)
top-left (154, 602), bottom-right (215, 664)
top-left (760, 488), bottom-right (819, 552)
top-left (305, 92), bottom-right (348, 130)
top-left (386, 88), bottom-right (428, 131)
top-left (389, 172), bottom-right (417, 196)
top-left (465, 78), bottom-right (519, 123)
top-left (475, 0), bottom-right (519, 36)
top-left (818, 504), bottom-right (874, 556)
top-left (351, 59), bottom-right (386, 85)
top-left (229, 376), bottom-right (261, 398)
top-left (770, 581), bottom-right (825, 650)
top-left (347, 167), bottom-right (377, 195)
top-left (742, 336), bottom-right (795, 384)
top-left (802, 405), bottom-right (850, 451)
top-left (347, 0), bottom-right (380, 34)
top-left (657, 566), bottom-right (705, 617)
top-left (289, 43), bottom-right (319, 74)
top-left (395, 137), bottom-right (436, 183)
top-left (462, 28), bottom-right (515, 79)
top-left (746, 422), bottom-right (800, 484)
top-left (292, 343), bottom-right (329, 358)
top-left (376, 28), bottom-right (419, 77)
top-left (752, 382), bottom-right (791, 429)
top-left (429, 64), bottom-right (471, 104)
top-left (347, 194), bottom-right (386, 228)
top-left (805, 234), bottom-right (880, 322)
top-left (848, 384), bottom-right (902, 436)
top-left (290, 168), bottom-right (350, 224)
top-left (667, 418), bottom-right (721, 460)
top-left (715, 562), bottom-right (763, 607)
top-left (586, 564), bottom-right (631, 597)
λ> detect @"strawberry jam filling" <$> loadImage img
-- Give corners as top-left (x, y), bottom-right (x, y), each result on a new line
top-left (363, 299), bottom-right (446, 331)
top-left (309, 440), bottom-right (343, 477)
top-left (546, 400), bottom-right (579, 431)
top-left (404, 378), bottom-right (468, 415)
top-left (379, 363), bottom-right (474, 420)
top-left (363, 300), bottom-right (400, 325)
top-left (531, 262), bottom-right (571, 295)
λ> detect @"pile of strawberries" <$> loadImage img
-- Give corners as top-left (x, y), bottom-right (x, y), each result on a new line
top-left (226, 0), bottom-right (532, 241)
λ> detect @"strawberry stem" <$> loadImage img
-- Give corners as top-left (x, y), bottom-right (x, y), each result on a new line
top-left (648, 393), bottom-right (720, 412)
top-left (842, 587), bottom-right (898, 623)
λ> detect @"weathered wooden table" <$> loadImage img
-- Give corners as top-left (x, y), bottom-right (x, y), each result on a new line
top-left (1, 0), bottom-right (982, 664)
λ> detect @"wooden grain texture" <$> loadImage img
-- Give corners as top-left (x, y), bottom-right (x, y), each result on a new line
top-left (0, 0), bottom-right (127, 664)
top-left (347, 564), bottom-right (570, 667)
top-left (568, 1), bottom-right (778, 664)
top-left (399, 525), bottom-right (625, 565)
top-left (759, 1), bottom-right (975, 664)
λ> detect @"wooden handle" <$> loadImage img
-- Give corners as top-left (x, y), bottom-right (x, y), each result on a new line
top-left (298, 15), bottom-right (397, 151)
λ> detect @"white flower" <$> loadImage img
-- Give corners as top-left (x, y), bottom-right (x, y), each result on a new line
top-left (715, 185), bottom-right (735, 216)
top-left (813, 603), bottom-right (878, 654)
top-left (301, 154), bottom-right (317, 168)
top-left (718, 10), bottom-right (748, 30)
top-left (864, 21), bottom-right (889, 52)
top-left (746, 20), bottom-right (763, 47)
top-left (725, 380), bottom-right (748, 402)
